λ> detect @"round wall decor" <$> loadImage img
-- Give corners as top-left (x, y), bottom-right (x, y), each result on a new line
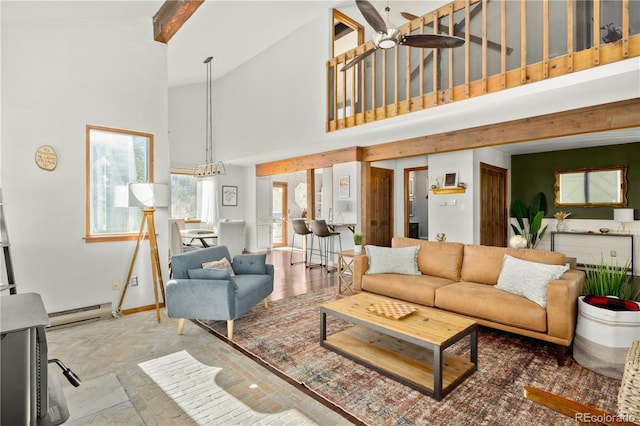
top-left (35, 145), bottom-right (58, 171)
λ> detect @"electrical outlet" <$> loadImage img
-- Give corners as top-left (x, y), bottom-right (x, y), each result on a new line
top-left (610, 250), bottom-right (617, 257)
top-left (130, 276), bottom-right (138, 287)
top-left (112, 279), bottom-right (120, 291)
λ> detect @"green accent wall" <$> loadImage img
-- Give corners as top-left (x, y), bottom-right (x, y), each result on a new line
top-left (511, 142), bottom-right (639, 219)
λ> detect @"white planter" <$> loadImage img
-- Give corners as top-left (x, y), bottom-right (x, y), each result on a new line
top-left (574, 296), bottom-right (640, 379)
top-left (353, 245), bottom-right (362, 253)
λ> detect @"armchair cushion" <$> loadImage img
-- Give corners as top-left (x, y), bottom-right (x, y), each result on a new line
top-left (202, 257), bottom-right (236, 277)
top-left (187, 268), bottom-right (238, 290)
top-left (232, 254), bottom-right (267, 275)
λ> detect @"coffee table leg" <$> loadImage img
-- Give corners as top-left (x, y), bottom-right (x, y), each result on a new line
top-left (320, 310), bottom-right (327, 343)
top-left (470, 327), bottom-right (478, 365)
top-left (433, 346), bottom-right (443, 401)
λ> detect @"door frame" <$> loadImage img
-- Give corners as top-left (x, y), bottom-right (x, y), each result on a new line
top-left (272, 181), bottom-right (288, 248)
top-left (404, 166), bottom-right (428, 238)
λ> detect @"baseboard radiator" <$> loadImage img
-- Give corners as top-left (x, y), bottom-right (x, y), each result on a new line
top-left (48, 302), bottom-right (112, 328)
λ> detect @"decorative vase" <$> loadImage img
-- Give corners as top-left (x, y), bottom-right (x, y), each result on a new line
top-left (354, 245), bottom-right (362, 253)
top-left (556, 220), bottom-right (567, 232)
top-left (573, 296), bottom-right (640, 379)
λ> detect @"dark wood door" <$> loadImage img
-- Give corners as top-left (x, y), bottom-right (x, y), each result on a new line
top-left (480, 163), bottom-right (508, 247)
top-left (369, 167), bottom-right (393, 247)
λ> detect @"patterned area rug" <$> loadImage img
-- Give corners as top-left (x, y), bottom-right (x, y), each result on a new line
top-left (198, 287), bottom-right (620, 425)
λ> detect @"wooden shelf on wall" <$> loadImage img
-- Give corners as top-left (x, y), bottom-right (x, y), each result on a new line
top-left (432, 187), bottom-right (465, 195)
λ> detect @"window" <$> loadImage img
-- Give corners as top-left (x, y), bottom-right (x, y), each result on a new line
top-left (86, 125), bottom-right (153, 242)
top-left (170, 171), bottom-right (219, 226)
top-left (170, 172), bottom-right (198, 220)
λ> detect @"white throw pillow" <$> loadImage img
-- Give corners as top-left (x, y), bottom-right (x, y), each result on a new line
top-left (202, 257), bottom-right (236, 277)
top-left (365, 245), bottom-right (421, 275)
top-left (495, 254), bottom-right (569, 308)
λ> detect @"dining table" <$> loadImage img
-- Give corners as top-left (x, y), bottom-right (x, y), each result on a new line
top-left (180, 229), bottom-right (218, 248)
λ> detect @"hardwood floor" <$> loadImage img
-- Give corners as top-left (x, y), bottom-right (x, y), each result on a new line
top-left (267, 248), bottom-right (338, 301)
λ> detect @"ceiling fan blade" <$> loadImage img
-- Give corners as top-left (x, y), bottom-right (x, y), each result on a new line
top-left (340, 48), bottom-right (377, 72)
top-left (400, 34), bottom-right (465, 49)
top-left (356, 0), bottom-right (387, 34)
top-left (401, 12), bottom-right (420, 21)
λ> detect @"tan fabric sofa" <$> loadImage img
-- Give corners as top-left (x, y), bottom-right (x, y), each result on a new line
top-left (353, 237), bottom-right (585, 363)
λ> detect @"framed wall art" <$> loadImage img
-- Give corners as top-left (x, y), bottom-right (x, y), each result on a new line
top-left (338, 175), bottom-right (350, 198)
top-left (443, 172), bottom-right (459, 188)
top-left (222, 185), bottom-right (238, 206)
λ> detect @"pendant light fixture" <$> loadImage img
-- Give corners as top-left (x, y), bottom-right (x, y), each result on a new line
top-left (194, 56), bottom-right (226, 177)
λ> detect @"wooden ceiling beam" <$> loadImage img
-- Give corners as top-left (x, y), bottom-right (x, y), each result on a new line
top-left (360, 98), bottom-right (640, 162)
top-left (153, 0), bottom-right (204, 44)
top-left (256, 147), bottom-right (362, 177)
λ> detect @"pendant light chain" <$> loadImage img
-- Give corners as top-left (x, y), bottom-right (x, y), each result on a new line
top-left (195, 56), bottom-right (225, 177)
top-left (205, 56), bottom-right (213, 165)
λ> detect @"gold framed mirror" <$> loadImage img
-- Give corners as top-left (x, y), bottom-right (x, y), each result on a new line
top-left (554, 166), bottom-right (627, 207)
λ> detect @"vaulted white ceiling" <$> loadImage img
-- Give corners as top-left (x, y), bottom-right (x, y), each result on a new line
top-left (3, 0), bottom-right (637, 156)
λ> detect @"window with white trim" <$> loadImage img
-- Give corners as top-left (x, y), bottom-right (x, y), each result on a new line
top-left (86, 125), bottom-right (153, 241)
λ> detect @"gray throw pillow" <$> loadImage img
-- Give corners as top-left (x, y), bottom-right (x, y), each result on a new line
top-left (232, 254), bottom-right (267, 275)
top-left (365, 245), bottom-right (421, 275)
top-left (187, 268), bottom-right (238, 290)
top-left (495, 254), bottom-right (568, 308)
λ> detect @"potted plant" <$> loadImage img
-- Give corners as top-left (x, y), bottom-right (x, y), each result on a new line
top-left (353, 233), bottom-right (363, 253)
top-left (510, 192), bottom-right (548, 249)
top-left (574, 257), bottom-right (640, 379)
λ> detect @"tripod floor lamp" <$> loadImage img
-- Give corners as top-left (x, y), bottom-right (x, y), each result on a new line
top-left (116, 183), bottom-right (169, 322)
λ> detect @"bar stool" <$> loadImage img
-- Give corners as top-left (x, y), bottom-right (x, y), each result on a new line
top-left (310, 219), bottom-right (343, 273)
top-left (290, 219), bottom-right (312, 266)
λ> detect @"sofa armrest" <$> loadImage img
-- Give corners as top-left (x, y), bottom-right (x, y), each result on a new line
top-left (166, 278), bottom-right (236, 320)
top-left (353, 254), bottom-right (369, 291)
top-left (546, 269), bottom-right (585, 343)
top-left (265, 264), bottom-right (275, 277)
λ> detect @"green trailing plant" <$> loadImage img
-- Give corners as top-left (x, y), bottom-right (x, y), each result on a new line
top-left (511, 192), bottom-right (548, 249)
top-left (353, 233), bottom-right (363, 245)
top-left (584, 257), bottom-right (640, 301)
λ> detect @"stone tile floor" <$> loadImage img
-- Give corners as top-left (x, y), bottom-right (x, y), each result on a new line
top-left (48, 308), bottom-right (351, 425)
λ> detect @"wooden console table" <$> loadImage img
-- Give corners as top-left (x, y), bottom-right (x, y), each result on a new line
top-left (550, 231), bottom-right (634, 275)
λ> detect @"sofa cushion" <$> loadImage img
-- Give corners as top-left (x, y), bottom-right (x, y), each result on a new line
top-left (362, 273), bottom-right (455, 307)
top-left (232, 254), bottom-right (266, 275)
top-left (435, 282), bottom-right (547, 332)
top-left (202, 257), bottom-right (236, 277)
top-left (187, 268), bottom-right (238, 290)
top-left (460, 245), bottom-right (567, 285)
top-left (495, 255), bottom-right (569, 308)
top-left (366, 245), bottom-right (421, 275)
top-left (392, 238), bottom-right (464, 281)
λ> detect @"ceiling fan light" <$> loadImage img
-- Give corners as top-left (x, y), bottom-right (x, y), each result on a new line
top-left (374, 27), bottom-right (401, 49)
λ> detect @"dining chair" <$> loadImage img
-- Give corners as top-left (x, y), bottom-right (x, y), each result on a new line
top-left (216, 220), bottom-right (246, 258)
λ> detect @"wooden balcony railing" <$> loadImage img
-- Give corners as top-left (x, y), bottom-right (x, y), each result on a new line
top-left (326, 0), bottom-right (639, 132)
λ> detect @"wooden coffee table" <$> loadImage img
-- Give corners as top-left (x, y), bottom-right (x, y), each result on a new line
top-left (320, 292), bottom-right (477, 400)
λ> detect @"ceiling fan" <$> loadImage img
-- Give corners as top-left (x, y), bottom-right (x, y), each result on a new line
top-left (341, 0), bottom-right (465, 72)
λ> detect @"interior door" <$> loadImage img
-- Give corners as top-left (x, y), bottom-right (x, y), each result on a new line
top-left (480, 163), bottom-right (508, 247)
top-left (369, 167), bottom-right (393, 247)
top-left (272, 182), bottom-right (288, 248)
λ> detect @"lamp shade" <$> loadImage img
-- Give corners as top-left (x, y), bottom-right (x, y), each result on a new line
top-left (128, 183), bottom-right (169, 208)
top-left (614, 208), bottom-right (634, 223)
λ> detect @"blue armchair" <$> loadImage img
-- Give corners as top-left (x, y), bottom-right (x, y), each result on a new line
top-left (166, 246), bottom-right (274, 339)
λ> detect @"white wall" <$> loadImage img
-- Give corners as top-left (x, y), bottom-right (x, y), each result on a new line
top-left (428, 151), bottom-right (475, 244)
top-left (1, 12), bottom-right (169, 313)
